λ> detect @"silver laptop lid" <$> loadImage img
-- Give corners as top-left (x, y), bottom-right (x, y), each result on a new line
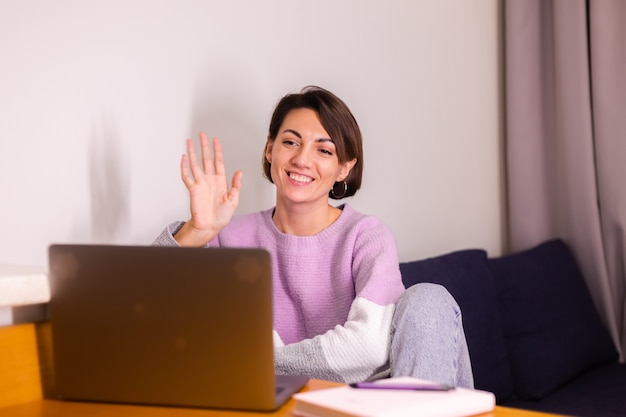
top-left (48, 244), bottom-right (285, 411)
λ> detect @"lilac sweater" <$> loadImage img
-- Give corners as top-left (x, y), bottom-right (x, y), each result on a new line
top-left (153, 204), bottom-right (405, 383)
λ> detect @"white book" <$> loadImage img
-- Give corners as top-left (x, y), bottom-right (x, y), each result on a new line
top-left (293, 377), bottom-right (495, 417)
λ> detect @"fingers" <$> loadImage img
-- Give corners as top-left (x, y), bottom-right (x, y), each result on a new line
top-left (180, 154), bottom-right (192, 187)
top-left (225, 170), bottom-right (243, 208)
top-left (179, 133), bottom-right (234, 190)
top-left (186, 137), bottom-right (206, 182)
top-left (181, 134), bottom-right (214, 186)
top-left (199, 132), bottom-right (213, 175)
top-left (230, 170), bottom-right (243, 198)
top-left (196, 132), bottom-right (226, 178)
top-left (212, 137), bottom-right (226, 177)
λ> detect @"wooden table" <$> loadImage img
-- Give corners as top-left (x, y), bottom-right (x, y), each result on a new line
top-left (0, 323), bottom-right (569, 417)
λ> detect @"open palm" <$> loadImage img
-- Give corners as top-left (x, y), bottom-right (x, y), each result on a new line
top-left (177, 133), bottom-right (242, 246)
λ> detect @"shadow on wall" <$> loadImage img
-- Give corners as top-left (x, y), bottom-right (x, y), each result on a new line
top-left (89, 115), bottom-right (130, 242)
top-left (189, 75), bottom-right (275, 214)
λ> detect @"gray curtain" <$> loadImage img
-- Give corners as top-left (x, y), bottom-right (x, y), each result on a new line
top-left (504, 0), bottom-right (626, 357)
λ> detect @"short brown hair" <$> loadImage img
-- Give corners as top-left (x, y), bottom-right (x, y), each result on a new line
top-left (262, 86), bottom-right (363, 199)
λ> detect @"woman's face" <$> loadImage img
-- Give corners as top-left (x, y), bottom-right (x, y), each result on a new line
top-left (265, 108), bottom-right (356, 207)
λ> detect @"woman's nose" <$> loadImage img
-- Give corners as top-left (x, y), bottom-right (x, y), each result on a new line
top-left (291, 147), bottom-right (312, 166)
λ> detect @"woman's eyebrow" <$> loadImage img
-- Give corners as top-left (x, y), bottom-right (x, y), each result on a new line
top-left (281, 129), bottom-right (334, 143)
top-left (281, 129), bottom-right (302, 138)
top-left (316, 138), bottom-right (335, 144)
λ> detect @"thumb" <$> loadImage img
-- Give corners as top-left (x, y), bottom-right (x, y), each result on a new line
top-left (228, 170), bottom-right (243, 203)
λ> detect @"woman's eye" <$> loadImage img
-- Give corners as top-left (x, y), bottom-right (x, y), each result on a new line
top-left (282, 140), bottom-right (297, 146)
top-left (319, 149), bottom-right (333, 156)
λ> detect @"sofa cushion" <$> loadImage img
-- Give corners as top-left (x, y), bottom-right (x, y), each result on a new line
top-left (489, 239), bottom-right (619, 400)
top-left (501, 363), bottom-right (626, 417)
top-left (400, 249), bottom-right (514, 401)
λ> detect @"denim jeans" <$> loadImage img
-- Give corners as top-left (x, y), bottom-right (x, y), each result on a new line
top-left (390, 283), bottom-right (475, 389)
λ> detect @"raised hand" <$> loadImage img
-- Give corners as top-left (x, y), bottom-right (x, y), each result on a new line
top-left (174, 132), bottom-right (243, 246)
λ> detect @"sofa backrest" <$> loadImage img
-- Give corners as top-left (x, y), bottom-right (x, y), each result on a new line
top-left (488, 239), bottom-right (618, 400)
top-left (400, 239), bottom-right (618, 403)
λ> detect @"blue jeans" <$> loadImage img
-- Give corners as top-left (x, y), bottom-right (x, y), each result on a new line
top-left (390, 283), bottom-right (474, 388)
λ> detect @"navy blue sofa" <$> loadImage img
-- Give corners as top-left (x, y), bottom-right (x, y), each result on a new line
top-left (400, 239), bottom-right (626, 417)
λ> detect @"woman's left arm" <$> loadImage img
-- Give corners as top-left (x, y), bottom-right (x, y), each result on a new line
top-left (274, 296), bottom-right (398, 383)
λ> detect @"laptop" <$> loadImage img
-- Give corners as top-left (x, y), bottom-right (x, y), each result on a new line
top-left (47, 244), bottom-right (309, 411)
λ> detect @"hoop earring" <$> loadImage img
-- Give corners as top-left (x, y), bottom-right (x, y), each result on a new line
top-left (331, 181), bottom-right (348, 199)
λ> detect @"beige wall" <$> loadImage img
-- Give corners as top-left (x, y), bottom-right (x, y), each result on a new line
top-left (0, 0), bottom-right (504, 267)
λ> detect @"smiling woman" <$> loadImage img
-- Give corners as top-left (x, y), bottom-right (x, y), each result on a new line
top-left (262, 87), bottom-right (360, 235)
top-left (152, 86), bottom-right (474, 388)
top-left (262, 86), bottom-right (363, 201)
top-left (263, 107), bottom-right (357, 236)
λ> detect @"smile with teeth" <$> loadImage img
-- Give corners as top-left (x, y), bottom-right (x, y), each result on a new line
top-left (289, 172), bottom-right (313, 183)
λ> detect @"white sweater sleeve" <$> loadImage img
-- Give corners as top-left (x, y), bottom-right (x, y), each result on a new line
top-left (274, 297), bottom-right (395, 383)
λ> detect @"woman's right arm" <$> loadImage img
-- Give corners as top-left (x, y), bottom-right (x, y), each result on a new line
top-left (173, 133), bottom-right (243, 247)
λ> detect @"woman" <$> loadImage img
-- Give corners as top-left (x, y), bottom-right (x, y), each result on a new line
top-left (154, 86), bottom-right (474, 387)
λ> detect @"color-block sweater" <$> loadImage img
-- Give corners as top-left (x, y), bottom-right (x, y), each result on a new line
top-left (152, 204), bottom-right (405, 383)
